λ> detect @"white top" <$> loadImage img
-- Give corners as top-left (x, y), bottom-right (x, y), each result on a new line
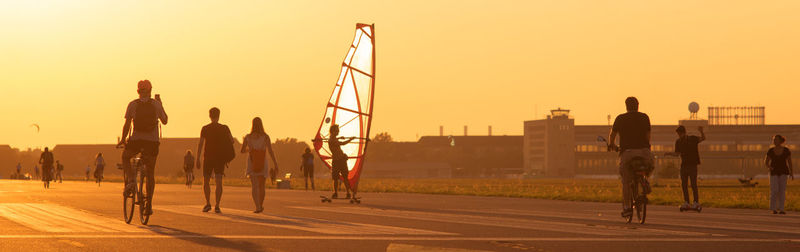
top-left (245, 133), bottom-right (269, 176)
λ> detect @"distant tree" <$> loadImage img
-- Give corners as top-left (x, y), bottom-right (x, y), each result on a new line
top-left (373, 132), bottom-right (393, 143)
top-left (275, 138), bottom-right (299, 145)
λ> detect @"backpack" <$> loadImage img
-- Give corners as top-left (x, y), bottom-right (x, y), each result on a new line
top-left (133, 99), bottom-right (158, 132)
top-left (221, 126), bottom-right (236, 164)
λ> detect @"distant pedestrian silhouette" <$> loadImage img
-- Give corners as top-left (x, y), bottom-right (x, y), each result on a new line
top-left (39, 147), bottom-right (54, 189)
top-left (184, 150), bottom-right (195, 188)
top-left (765, 135), bottom-right (794, 215)
top-left (300, 148), bottom-right (315, 190)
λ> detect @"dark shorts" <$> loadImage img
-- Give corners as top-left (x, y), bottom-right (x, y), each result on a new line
top-left (331, 159), bottom-right (349, 181)
top-left (203, 159), bottom-right (225, 177)
top-left (124, 140), bottom-right (160, 158)
top-left (303, 165), bottom-right (314, 178)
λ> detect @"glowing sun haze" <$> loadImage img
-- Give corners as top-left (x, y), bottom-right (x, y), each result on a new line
top-left (1, 0), bottom-right (799, 149)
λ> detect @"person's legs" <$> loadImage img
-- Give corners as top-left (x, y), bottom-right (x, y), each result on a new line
top-left (689, 165), bottom-right (699, 204)
top-left (310, 171), bottom-right (315, 190)
top-left (203, 175), bottom-right (211, 205)
top-left (769, 175), bottom-right (778, 211)
top-left (250, 175), bottom-right (259, 209)
top-left (680, 164), bottom-right (690, 204)
top-left (214, 173), bottom-right (223, 209)
top-left (778, 175), bottom-right (787, 211)
top-left (304, 172), bottom-right (309, 190)
top-left (619, 151), bottom-right (633, 211)
top-left (258, 176), bottom-right (266, 210)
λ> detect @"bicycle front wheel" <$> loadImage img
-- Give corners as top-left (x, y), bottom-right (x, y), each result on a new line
top-left (123, 175), bottom-right (135, 224)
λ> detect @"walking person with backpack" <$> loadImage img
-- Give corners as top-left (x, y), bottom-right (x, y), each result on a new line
top-left (196, 107), bottom-right (235, 214)
top-left (39, 147), bottom-right (55, 189)
top-left (241, 117), bottom-right (279, 213)
top-left (300, 148), bottom-right (315, 190)
top-left (117, 80), bottom-right (168, 216)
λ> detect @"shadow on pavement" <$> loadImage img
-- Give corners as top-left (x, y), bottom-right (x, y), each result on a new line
top-left (148, 225), bottom-right (262, 252)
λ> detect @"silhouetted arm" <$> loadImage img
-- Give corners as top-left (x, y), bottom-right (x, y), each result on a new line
top-left (240, 135), bottom-right (249, 154)
top-left (698, 127), bottom-right (706, 142)
top-left (608, 129), bottom-right (619, 151)
top-left (156, 97), bottom-right (168, 125)
top-left (119, 118), bottom-right (132, 147)
top-left (196, 136), bottom-right (205, 170)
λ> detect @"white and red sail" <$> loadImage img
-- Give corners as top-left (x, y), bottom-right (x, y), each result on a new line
top-left (313, 23), bottom-right (375, 192)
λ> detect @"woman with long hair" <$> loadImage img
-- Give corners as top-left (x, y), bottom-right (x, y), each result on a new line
top-left (240, 117), bottom-right (278, 213)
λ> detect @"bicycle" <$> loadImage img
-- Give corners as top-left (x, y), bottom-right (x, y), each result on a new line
top-left (598, 136), bottom-right (652, 224)
top-left (625, 157), bottom-right (651, 224)
top-left (120, 151), bottom-right (152, 225)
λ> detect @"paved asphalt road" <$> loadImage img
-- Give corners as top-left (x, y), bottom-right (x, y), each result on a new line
top-left (0, 180), bottom-right (798, 252)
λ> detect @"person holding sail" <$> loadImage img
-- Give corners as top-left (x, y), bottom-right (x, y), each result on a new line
top-left (328, 124), bottom-right (356, 199)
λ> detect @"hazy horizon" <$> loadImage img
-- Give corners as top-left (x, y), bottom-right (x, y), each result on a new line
top-left (2, 0), bottom-right (799, 149)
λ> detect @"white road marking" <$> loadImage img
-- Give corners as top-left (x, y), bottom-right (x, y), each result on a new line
top-left (0, 234), bottom-right (796, 242)
top-left (387, 243), bottom-right (493, 252)
top-left (291, 206), bottom-right (716, 237)
top-left (155, 205), bottom-right (454, 235)
top-left (466, 208), bottom-right (800, 236)
top-left (0, 203), bottom-right (146, 233)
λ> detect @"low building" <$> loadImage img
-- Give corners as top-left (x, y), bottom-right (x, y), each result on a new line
top-left (526, 106), bottom-right (800, 177)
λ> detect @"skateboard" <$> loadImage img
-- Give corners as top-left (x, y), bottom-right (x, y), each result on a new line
top-left (320, 195), bottom-right (361, 204)
top-left (679, 205), bottom-right (702, 212)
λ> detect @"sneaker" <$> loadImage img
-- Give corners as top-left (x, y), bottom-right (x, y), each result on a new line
top-left (202, 204), bottom-right (212, 212)
top-left (143, 206), bottom-right (153, 216)
top-left (772, 210), bottom-right (778, 214)
top-left (621, 208), bottom-right (633, 218)
top-left (692, 202), bottom-right (701, 209)
top-left (779, 211), bottom-right (786, 215)
top-left (214, 207), bottom-right (221, 214)
top-left (680, 202), bottom-right (690, 209)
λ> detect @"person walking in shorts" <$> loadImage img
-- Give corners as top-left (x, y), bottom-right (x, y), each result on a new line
top-left (196, 107), bottom-right (235, 214)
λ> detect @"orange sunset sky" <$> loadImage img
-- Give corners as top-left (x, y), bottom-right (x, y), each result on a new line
top-left (1, 0), bottom-right (799, 149)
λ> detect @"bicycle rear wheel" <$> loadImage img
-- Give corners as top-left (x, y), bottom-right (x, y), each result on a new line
top-left (626, 183), bottom-right (635, 224)
top-left (123, 174), bottom-right (135, 224)
top-left (138, 169), bottom-right (150, 225)
top-left (637, 179), bottom-right (648, 224)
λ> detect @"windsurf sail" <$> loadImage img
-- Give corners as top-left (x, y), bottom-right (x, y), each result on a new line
top-left (313, 23), bottom-right (375, 192)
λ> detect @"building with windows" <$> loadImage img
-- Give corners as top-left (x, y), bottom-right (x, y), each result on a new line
top-left (526, 106), bottom-right (800, 177)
